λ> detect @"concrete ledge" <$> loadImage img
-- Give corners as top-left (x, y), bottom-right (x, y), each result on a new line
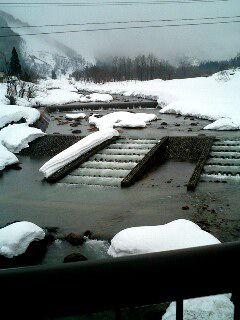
top-left (187, 137), bottom-right (215, 191)
top-left (121, 137), bottom-right (168, 187)
top-left (45, 100), bottom-right (158, 112)
top-left (46, 136), bottom-right (119, 183)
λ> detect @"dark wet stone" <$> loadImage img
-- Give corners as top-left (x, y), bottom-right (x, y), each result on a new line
top-left (70, 123), bottom-right (79, 127)
top-left (161, 122), bottom-right (168, 125)
top-left (174, 123), bottom-right (180, 127)
top-left (182, 205), bottom-right (190, 210)
top-left (71, 130), bottom-right (82, 134)
top-left (190, 123), bottom-right (198, 126)
top-left (11, 164), bottom-right (22, 170)
top-left (53, 132), bottom-right (60, 135)
top-left (63, 253), bottom-right (87, 263)
top-left (65, 233), bottom-right (84, 246)
top-left (45, 226), bottom-right (59, 233)
top-left (158, 126), bottom-right (165, 129)
top-left (188, 128), bottom-right (193, 132)
top-left (190, 117), bottom-right (195, 121)
top-left (83, 230), bottom-right (92, 238)
top-left (0, 236), bottom-right (49, 269)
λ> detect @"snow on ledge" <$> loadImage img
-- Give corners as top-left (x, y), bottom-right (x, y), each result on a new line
top-left (39, 128), bottom-right (119, 178)
top-left (0, 221), bottom-right (45, 258)
top-left (0, 123), bottom-right (45, 153)
top-left (0, 143), bottom-right (19, 171)
top-left (0, 104), bottom-right (40, 129)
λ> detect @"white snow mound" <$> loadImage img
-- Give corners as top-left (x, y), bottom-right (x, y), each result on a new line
top-left (39, 128), bottom-right (119, 178)
top-left (0, 143), bottom-right (19, 171)
top-left (0, 123), bottom-right (45, 153)
top-left (89, 111), bottom-right (157, 130)
top-left (65, 113), bottom-right (86, 120)
top-left (0, 104), bottom-right (40, 128)
top-left (108, 219), bottom-right (220, 257)
top-left (204, 117), bottom-right (240, 130)
top-left (0, 221), bottom-right (45, 258)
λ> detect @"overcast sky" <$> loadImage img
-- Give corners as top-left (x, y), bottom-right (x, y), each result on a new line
top-left (1, 0), bottom-right (240, 63)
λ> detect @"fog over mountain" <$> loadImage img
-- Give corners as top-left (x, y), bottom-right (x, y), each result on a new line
top-left (0, 0), bottom-right (240, 67)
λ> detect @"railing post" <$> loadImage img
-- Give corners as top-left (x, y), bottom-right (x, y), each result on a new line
top-left (232, 293), bottom-right (240, 320)
top-left (176, 299), bottom-right (183, 320)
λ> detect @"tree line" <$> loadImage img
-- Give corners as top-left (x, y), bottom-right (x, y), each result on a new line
top-left (72, 53), bottom-right (240, 83)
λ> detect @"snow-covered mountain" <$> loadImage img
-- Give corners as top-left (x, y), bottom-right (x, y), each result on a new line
top-left (0, 10), bottom-right (86, 78)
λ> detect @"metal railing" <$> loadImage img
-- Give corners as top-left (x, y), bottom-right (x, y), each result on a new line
top-left (0, 241), bottom-right (239, 319)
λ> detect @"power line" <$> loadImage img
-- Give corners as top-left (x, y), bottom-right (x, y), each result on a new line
top-left (0, 0), bottom-right (230, 7)
top-left (1, 14), bottom-right (239, 29)
top-left (0, 19), bottom-right (239, 38)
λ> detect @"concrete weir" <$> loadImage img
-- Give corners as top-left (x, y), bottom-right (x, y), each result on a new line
top-left (22, 134), bottom-right (216, 190)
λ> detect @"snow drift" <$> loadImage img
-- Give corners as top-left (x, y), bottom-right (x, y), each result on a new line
top-left (0, 221), bottom-right (45, 258)
top-left (39, 128), bottom-right (119, 178)
top-left (76, 69), bottom-right (240, 131)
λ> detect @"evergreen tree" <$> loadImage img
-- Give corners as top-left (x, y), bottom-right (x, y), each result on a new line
top-left (9, 47), bottom-right (21, 77)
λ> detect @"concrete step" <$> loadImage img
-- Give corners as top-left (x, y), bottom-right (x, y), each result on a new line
top-left (206, 158), bottom-right (240, 166)
top-left (91, 153), bottom-right (144, 162)
top-left (70, 168), bottom-right (129, 178)
top-left (210, 151), bottom-right (240, 159)
top-left (100, 148), bottom-right (149, 156)
top-left (118, 138), bottom-right (160, 144)
top-left (212, 145), bottom-right (240, 152)
top-left (110, 143), bottom-right (155, 150)
top-left (201, 173), bottom-right (240, 183)
top-left (204, 165), bottom-right (240, 175)
top-left (214, 140), bottom-right (240, 146)
top-left (81, 161), bottom-right (137, 170)
top-left (61, 175), bottom-right (122, 187)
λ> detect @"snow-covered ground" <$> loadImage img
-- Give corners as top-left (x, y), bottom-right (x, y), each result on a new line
top-left (0, 221), bottom-right (45, 258)
top-left (76, 69), bottom-right (240, 131)
top-left (108, 219), bottom-right (234, 320)
top-left (39, 128), bottom-right (119, 178)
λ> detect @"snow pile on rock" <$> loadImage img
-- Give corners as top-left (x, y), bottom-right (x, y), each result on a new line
top-left (108, 219), bottom-right (220, 257)
top-left (65, 112), bottom-right (86, 120)
top-left (0, 221), bottom-right (45, 258)
top-left (0, 123), bottom-right (45, 153)
top-left (0, 104), bottom-right (40, 128)
top-left (39, 128), bottom-right (119, 178)
top-left (89, 111), bottom-right (157, 129)
top-left (108, 219), bottom-right (233, 320)
top-left (77, 69), bottom-right (240, 131)
top-left (204, 117), bottom-right (240, 131)
top-left (0, 143), bottom-right (19, 170)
